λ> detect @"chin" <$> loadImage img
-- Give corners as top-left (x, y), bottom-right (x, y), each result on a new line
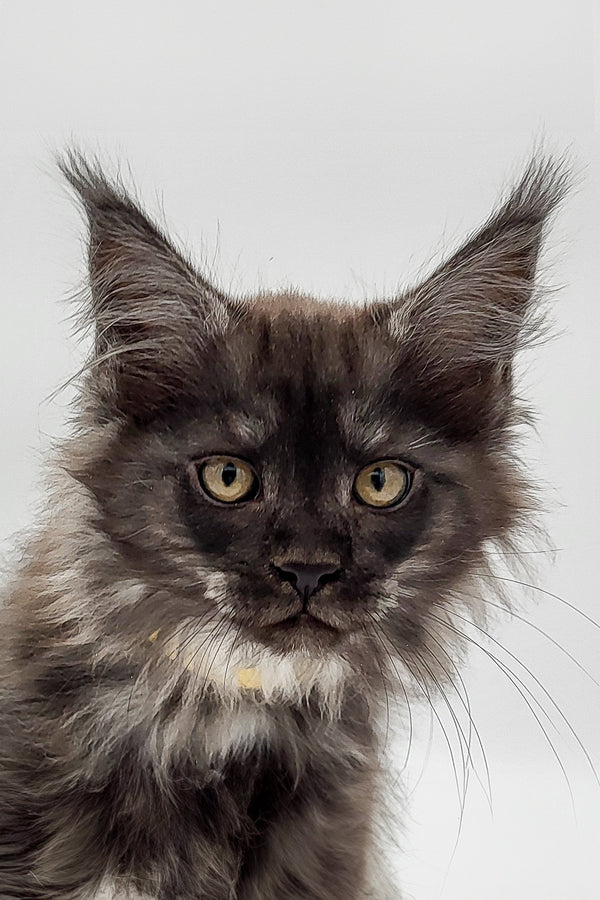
top-left (249, 611), bottom-right (346, 656)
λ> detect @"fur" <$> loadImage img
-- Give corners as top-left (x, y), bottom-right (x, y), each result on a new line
top-left (0, 152), bottom-right (568, 899)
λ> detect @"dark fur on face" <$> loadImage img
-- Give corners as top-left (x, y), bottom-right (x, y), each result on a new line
top-left (0, 154), bottom-right (568, 899)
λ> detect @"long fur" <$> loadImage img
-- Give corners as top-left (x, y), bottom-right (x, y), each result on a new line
top-left (0, 153), bottom-right (569, 899)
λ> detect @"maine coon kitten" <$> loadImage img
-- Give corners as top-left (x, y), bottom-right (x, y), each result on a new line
top-left (0, 153), bottom-right (568, 900)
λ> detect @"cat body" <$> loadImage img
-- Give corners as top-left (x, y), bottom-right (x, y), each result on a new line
top-left (0, 155), bottom-right (567, 899)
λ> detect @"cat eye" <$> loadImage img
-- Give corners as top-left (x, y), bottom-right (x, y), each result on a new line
top-left (353, 460), bottom-right (412, 508)
top-left (194, 456), bottom-right (259, 504)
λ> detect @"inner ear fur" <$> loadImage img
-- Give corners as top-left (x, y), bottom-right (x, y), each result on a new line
top-left (61, 150), bottom-right (237, 420)
top-left (376, 156), bottom-right (570, 437)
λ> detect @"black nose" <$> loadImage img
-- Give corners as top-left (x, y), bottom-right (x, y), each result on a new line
top-left (273, 562), bottom-right (342, 599)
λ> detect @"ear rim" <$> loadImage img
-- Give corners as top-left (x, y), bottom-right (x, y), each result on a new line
top-left (433, 154), bottom-right (571, 280)
top-left (58, 148), bottom-right (232, 325)
top-left (374, 154), bottom-right (571, 368)
top-left (58, 149), bottom-right (240, 421)
top-left (368, 155), bottom-right (571, 439)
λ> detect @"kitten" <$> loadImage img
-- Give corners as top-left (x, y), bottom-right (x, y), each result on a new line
top-left (0, 153), bottom-right (568, 900)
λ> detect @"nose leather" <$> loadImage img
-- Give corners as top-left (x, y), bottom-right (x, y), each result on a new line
top-left (273, 562), bottom-right (342, 599)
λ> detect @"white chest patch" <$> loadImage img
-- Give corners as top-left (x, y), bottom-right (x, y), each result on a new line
top-left (151, 619), bottom-right (351, 718)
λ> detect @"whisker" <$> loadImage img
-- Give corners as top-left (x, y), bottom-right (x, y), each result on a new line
top-left (452, 609), bottom-right (600, 789)
top-left (147, 608), bottom-right (221, 656)
top-left (476, 595), bottom-right (600, 689)
top-left (185, 623), bottom-right (227, 701)
top-left (419, 627), bottom-right (493, 812)
top-left (429, 612), bottom-right (578, 812)
top-left (223, 623), bottom-right (243, 694)
top-left (199, 620), bottom-right (236, 699)
top-left (365, 613), bottom-right (414, 771)
top-left (414, 643), bottom-right (479, 892)
top-left (119, 525), bottom-right (154, 540)
top-left (476, 548), bottom-right (563, 556)
top-left (362, 622), bottom-right (392, 753)
top-left (174, 609), bottom-right (223, 660)
top-left (411, 649), bottom-right (471, 833)
top-left (126, 594), bottom-right (218, 721)
top-left (404, 654), bottom-right (467, 811)
top-left (473, 572), bottom-right (600, 632)
top-left (430, 613), bottom-right (555, 730)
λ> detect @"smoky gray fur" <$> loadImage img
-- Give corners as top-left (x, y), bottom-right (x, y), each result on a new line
top-left (0, 151), bottom-right (569, 899)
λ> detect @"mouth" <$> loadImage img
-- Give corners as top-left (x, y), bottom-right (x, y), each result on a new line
top-left (269, 611), bottom-right (340, 634)
top-left (254, 610), bottom-right (344, 655)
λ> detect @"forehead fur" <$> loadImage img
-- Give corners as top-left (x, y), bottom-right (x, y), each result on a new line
top-left (183, 294), bottom-right (415, 474)
top-left (227, 294), bottom-right (389, 391)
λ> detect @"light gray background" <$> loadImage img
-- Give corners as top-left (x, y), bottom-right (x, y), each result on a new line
top-left (1, 2), bottom-right (598, 898)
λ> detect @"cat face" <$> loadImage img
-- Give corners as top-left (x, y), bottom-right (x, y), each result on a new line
top-left (83, 299), bottom-right (510, 663)
top-left (61, 153), bottom-right (567, 697)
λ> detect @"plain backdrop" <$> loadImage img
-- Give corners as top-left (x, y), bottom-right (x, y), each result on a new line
top-left (1, 2), bottom-right (598, 898)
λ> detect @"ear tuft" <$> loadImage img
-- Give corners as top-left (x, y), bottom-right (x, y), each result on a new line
top-left (394, 155), bottom-right (570, 361)
top-left (60, 149), bottom-right (235, 420)
top-left (377, 155), bottom-right (570, 437)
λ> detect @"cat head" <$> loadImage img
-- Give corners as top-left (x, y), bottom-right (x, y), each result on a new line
top-left (57, 153), bottom-right (567, 708)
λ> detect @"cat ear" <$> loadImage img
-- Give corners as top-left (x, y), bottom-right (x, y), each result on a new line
top-left (378, 157), bottom-right (570, 436)
top-left (60, 151), bottom-right (237, 420)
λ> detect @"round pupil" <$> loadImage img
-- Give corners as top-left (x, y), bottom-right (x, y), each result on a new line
top-left (370, 467), bottom-right (386, 492)
top-left (221, 462), bottom-right (237, 487)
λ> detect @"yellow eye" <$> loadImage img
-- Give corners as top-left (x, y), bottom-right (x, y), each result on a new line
top-left (354, 460), bottom-right (411, 508)
top-left (198, 456), bottom-right (258, 504)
